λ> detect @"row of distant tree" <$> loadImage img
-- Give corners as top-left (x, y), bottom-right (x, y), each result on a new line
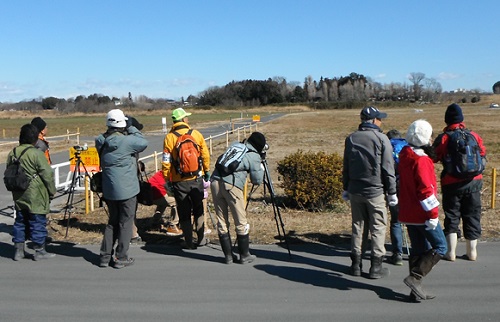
top-left (0, 72), bottom-right (492, 112)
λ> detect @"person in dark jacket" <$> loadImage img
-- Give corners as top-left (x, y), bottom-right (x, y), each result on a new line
top-left (343, 106), bottom-right (398, 279)
top-left (95, 109), bottom-right (148, 269)
top-left (399, 119), bottom-right (447, 302)
top-left (31, 116), bottom-right (52, 165)
top-left (8, 124), bottom-right (57, 261)
top-left (432, 103), bottom-right (486, 261)
top-left (210, 132), bottom-right (266, 264)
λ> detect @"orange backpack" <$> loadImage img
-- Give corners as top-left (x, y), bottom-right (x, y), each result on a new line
top-left (173, 129), bottom-right (202, 177)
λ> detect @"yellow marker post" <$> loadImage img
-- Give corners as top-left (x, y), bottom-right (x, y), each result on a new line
top-left (492, 168), bottom-right (497, 209)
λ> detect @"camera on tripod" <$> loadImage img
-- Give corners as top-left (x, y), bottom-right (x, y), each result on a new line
top-left (73, 143), bottom-right (88, 152)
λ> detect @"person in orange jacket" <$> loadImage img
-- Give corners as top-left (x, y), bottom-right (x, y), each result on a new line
top-left (162, 108), bottom-right (210, 249)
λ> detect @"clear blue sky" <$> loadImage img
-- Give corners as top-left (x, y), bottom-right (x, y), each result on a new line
top-left (1, 1), bottom-right (498, 103)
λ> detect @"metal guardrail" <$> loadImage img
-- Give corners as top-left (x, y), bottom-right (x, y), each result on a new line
top-left (0, 130), bottom-right (80, 147)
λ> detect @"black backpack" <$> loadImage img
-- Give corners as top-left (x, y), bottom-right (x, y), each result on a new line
top-left (444, 128), bottom-right (485, 179)
top-left (4, 146), bottom-right (35, 192)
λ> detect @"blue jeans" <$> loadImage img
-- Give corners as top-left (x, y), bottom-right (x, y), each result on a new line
top-left (12, 210), bottom-right (47, 245)
top-left (389, 204), bottom-right (403, 255)
top-left (406, 223), bottom-right (447, 257)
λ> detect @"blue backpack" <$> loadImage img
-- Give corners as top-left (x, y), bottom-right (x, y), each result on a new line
top-left (390, 138), bottom-right (408, 166)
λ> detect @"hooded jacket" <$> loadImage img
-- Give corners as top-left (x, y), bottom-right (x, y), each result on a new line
top-left (95, 126), bottom-right (148, 200)
top-left (398, 146), bottom-right (439, 224)
top-left (7, 144), bottom-right (56, 214)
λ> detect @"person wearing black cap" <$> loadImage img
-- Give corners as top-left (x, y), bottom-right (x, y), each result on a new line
top-left (210, 131), bottom-right (266, 264)
top-left (31, 117), bottom-right (52, 164)
top-left (343, 106), bottom-right (398, 278)
top-left (432, 103), bottom-right (486, 262)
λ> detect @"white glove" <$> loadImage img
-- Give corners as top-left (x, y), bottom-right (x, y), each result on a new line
top-left (388, 194), bottom-right (398, 207)
top-left (342, 191), bottom-right (350, 201)
top-left (425, 218), bottom-right (439, 231)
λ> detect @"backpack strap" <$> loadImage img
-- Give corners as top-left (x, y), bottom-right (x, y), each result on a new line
top-left (14, 146), bottom-right (35, 161)
top-left (13, 146), bottom-right (37, 180)
top-left (173, 127), bottom-right (193, 137)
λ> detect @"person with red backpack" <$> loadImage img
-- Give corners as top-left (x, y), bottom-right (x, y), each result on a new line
top-left (432, 103), bottom-right (486, 261)
top-left (162, 108), bottom-right (210, 249)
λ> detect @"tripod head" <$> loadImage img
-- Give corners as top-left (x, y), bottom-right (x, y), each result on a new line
top-left (70, 144), bottom-right (88, 161)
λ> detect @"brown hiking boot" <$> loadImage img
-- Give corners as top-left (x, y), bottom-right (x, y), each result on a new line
top-left (166, 225), bottom-right (183, 237)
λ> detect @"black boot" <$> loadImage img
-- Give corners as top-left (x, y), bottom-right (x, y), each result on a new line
top-left (33, 243), bottom-right (56, 261)
top-left (13, 242), bottom-right (26, 261)
top-left (349, 253), bottom-right (362, 276)
top-left (404, 250), bottom-right (441, 300)
top-left (219, 233), bottom-right (236, 264)
top-left (369, 256), bottom-right (389, 279)
top-left (180, 220), bottom-right (196, 249)
top-left (237, 234), bottom-right (256, 264)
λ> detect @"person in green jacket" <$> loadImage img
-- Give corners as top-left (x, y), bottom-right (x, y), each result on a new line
top-left (8, 124), bottom-right (57, 261)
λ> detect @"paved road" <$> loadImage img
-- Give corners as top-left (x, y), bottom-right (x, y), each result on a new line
top-left (0, 240), bottom-right (499, 321)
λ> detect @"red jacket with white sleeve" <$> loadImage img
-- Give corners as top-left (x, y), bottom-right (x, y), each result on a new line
top-left (398, 146), bottom-right (440, 225)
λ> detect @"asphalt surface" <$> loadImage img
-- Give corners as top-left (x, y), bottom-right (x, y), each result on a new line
top-left (1, 114), bottom-right (500, 321)
top-left (0, 240), bottom-right (499, 321)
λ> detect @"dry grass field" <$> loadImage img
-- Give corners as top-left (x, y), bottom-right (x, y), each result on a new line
top-left (5, 96), bottom-right (500, 246)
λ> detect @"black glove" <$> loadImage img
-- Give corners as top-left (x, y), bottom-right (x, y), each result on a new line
top-left (126, 116), bottom-right (143, 130)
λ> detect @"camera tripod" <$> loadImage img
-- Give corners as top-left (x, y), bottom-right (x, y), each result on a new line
top-left (260, 157), bottom-right (292, 258)
top-left (63, 151), bottom-right (91, 238)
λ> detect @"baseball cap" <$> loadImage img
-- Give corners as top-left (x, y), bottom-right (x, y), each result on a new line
top-left (172, 108), bottom-right (192, 122)
top-left (360, 106), bottom-right (387, 120)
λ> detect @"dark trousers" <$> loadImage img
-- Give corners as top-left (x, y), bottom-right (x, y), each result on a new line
top-left (442, 180), bottom-right (482, 240)
top-left (173, 179), bottom-right (204, 224)
top-left (100, 197), bottom-right (136, 261)
top-left (12, 210), bottom-right (47, 245)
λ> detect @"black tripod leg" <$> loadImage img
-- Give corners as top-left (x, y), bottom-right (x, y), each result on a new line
top-left (64, 164), bottom-right (79, 238)
top-left (262, 159), bottom-right (292, 259)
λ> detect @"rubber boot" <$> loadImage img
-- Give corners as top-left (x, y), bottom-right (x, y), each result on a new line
top-left (219, 234), bottom-right (236, 264)
top-left (180, 221), bottom-right (196, 249)
top-left (33, 243), bottom-right (56, 261)
top-left (237, 234), bottom-right (256, 264)
top-left (13, 242), bottom-right (26, 261)
top-left (369, 256), bottom-right (389, 279)
top-left (444, 233), bottom-right (457, 261)
top-left (349, 253), bottom-right (362, 276)
top-left (404, 250), bottom-right (441, 300)
top-left (466, 239), bottom-right (477, 261)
